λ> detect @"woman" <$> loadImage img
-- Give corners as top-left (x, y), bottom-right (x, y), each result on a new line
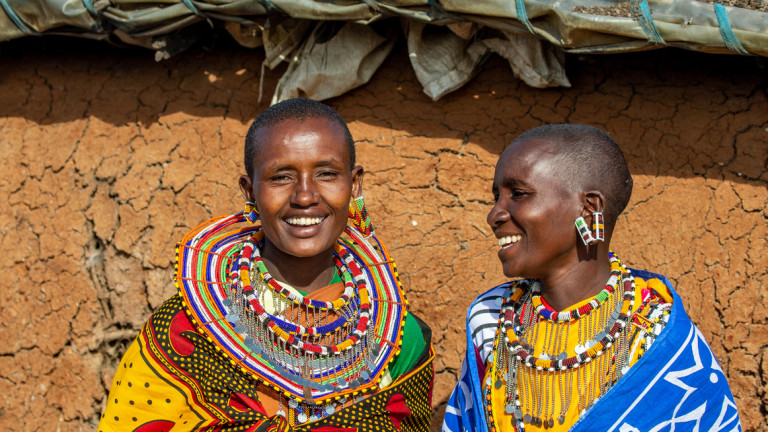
top-left (442, 124), bottom-right (740, 432)
top-left (98, 99), bottom-right (433, 432)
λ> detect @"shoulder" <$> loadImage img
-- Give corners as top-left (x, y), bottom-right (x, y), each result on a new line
top-left (467, 282), bottom-right (515, 363)
top-left (630, 268), bottom-right (678, 307)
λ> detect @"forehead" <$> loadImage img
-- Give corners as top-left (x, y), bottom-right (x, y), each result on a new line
top-left (252, 117), bottom-right (350, 167)
top-left (495, 138), bottom-right (563, 183)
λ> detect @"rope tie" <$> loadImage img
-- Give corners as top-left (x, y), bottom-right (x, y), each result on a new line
top-left (515, 0), bottom-right (536, 35)
top-left (714, 3), bottom-right (749, 55)
top-left (180, 0), bottom-right (202, 16)
top-left (82, 0), bottom-right (97, 15)
top-left (0, 0), bottom-right (37, 35)
top-left (629, 0), bottom-right (665, 45)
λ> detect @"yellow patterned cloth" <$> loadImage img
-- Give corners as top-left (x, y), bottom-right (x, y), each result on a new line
top-left (485, 277), bottom-right (672, 432)
top-left (98, 294), bottom-right (434, 432)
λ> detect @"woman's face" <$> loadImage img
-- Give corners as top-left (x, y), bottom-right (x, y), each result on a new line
top-left (240, 117), bottom-right (362, 260)
top-left (487, 139), bottom-right (583, 279)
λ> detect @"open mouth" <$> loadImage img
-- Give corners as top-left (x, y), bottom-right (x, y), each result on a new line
top-left (497, 235), bottom-right (521, 249)
top-left (284, 216), bottom-right (326, 227)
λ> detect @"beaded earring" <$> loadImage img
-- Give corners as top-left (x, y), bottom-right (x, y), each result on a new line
top-left (592, 211), bottom-right (605, 242)
top-left (574, 216), bottom-right (595, 245)
top-left (243, 201), bottom-right (259, 223)
top-left (348, 195), bottom-right (374, 237)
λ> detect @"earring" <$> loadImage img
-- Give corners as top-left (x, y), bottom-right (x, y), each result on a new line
top-left (592, 211), bottom-right (605, 242)
top-left (348, 195), bottom-right (374, 236)
top-left (574, 216), bottom-right (595, 245)
top-left (244, 201), bottom-right (259, 223)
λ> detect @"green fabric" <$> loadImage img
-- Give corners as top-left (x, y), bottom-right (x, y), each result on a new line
top-left (330, 271), bottom-right (343, 285)
top-left (297, 272), bottom-right (426, 381)
top-left (386, 313), bottom-right (426, 380)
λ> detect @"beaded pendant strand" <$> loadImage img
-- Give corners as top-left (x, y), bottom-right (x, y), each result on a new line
top-left (484, 252), bottom-right (637, 431)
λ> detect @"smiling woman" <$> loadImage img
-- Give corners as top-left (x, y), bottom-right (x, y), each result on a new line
top-left (97, 99), bottom-right (434, 432)
top-left (442, 124), bottom-right (740, 432)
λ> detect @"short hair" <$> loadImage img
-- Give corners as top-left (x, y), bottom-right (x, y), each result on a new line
top-left (244, 98), bottom-right (355, 179)
top-left (513, 124), bottom-right (633, 229)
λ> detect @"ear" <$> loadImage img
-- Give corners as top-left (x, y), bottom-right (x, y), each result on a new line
top-left (582, 191), bottom-right (605, 217)
top-left (351, 165), bottom-right (364, 198)
top-left (238, 174), bottom-right (255, 203)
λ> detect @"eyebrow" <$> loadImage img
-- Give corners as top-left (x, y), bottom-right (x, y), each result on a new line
top-left (263, 158), bottom-right (344, 172)
top-left (501, 177), bottom-right (530, 188)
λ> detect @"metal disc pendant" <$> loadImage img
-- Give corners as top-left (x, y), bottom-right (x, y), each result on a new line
top-left (288, 399), bottom-right (299, 409)
top-left (494, 379), bottom-right (503, 389)
top-left (514, 408), bottom-right (523, 420)
top-left (543, 418), bottom-right (549, 429)
top-left (325, 405), bottom-right (335, 415)
top-left (223, 298), bottom-right (232, 306)
top-left (523, 414), bottom-right (532, 423)
top-left (505, 404), bottom-right (515, 414)
top-left (558, 415), bottom-right (566, 425)
top-left (337, 377), bottom-right (346, 386)
top-left (574, 344), bottom-right (586, 354)
top-left (297, 413), bottom-right (308, 423)
top-left (275, 409), bottom-right (286, 417)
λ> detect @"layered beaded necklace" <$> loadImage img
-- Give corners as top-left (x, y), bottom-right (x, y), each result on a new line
top-left (175, 213), bottom-right (408, 425)
top-left (484, 253), bottom-right (636, 431)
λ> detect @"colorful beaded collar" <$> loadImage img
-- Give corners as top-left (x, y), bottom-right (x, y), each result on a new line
top-left (174, 213), bottom-right (409, 406)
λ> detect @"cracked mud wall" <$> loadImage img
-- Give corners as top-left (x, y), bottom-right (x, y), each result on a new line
top-left (0, 38), bottom-right (766, 431)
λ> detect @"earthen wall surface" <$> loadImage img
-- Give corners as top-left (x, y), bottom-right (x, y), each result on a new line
top-left (1, 38), bottom-right (766, 431)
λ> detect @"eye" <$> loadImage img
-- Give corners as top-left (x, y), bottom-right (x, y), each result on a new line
top-left (317, 170), bottom-right (340, 180)
top-left (268, 173), bottom-right (292, 183)
top-left (511, 189), bottom-right (529, 199)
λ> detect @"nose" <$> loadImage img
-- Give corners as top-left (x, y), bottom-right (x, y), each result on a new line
top-left (487, 201), bottom-right (510, 230)
top-left (292, 176), bottom-right (319, 207)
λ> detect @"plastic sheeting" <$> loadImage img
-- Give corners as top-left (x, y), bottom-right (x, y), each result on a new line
top-left (1, 1), bottom-right (766, 101)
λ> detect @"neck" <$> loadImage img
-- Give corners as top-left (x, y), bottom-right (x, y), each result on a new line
top-left (260, 240), bottom-right (336, 294)
top-left (537, 246), bottom-right (613, 311)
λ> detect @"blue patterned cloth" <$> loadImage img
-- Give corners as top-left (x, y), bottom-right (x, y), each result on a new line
top-left (442, 269), bottom-right (741, 432)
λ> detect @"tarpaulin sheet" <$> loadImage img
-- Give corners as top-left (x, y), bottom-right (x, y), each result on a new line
top-left (2, 0), bottom-right (765, 101)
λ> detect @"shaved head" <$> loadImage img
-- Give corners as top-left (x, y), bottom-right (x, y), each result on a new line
top-left (510, 124), bottom-right (633, 228)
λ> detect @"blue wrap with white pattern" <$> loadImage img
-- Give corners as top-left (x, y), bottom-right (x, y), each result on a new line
top-left (442, 270), bottom-right (741, 432)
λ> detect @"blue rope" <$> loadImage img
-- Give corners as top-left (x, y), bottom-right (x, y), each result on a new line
top-left (81, 0), bottom-right (96, 16)
top-left (180, 0), bottom-right (201, 16)
top-left (0, 0), bottom-right (37, 34)
top-left (515, 0), bottom-right (536, 34)
top-left (629, 0), bottom-right (665, 45)
top-left (714, 3), bottom-right (749, 55)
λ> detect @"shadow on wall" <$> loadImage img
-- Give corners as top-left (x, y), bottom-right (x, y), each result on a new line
top-left (1, 35), bottom-right (766, 185)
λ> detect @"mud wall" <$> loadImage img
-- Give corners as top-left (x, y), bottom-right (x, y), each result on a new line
top-left (1, 38), bottom-right (766, 431)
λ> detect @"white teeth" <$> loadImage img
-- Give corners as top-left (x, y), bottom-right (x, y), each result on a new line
top-left (498, 235), bottom-right (521, 247)
top-left (285, 217), bottom-right (325, 226)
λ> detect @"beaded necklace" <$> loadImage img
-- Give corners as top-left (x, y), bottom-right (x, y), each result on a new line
top-left (484, 253), bottom-right (636, 432)
top-left (175, 213), bottom-right (408, 425)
